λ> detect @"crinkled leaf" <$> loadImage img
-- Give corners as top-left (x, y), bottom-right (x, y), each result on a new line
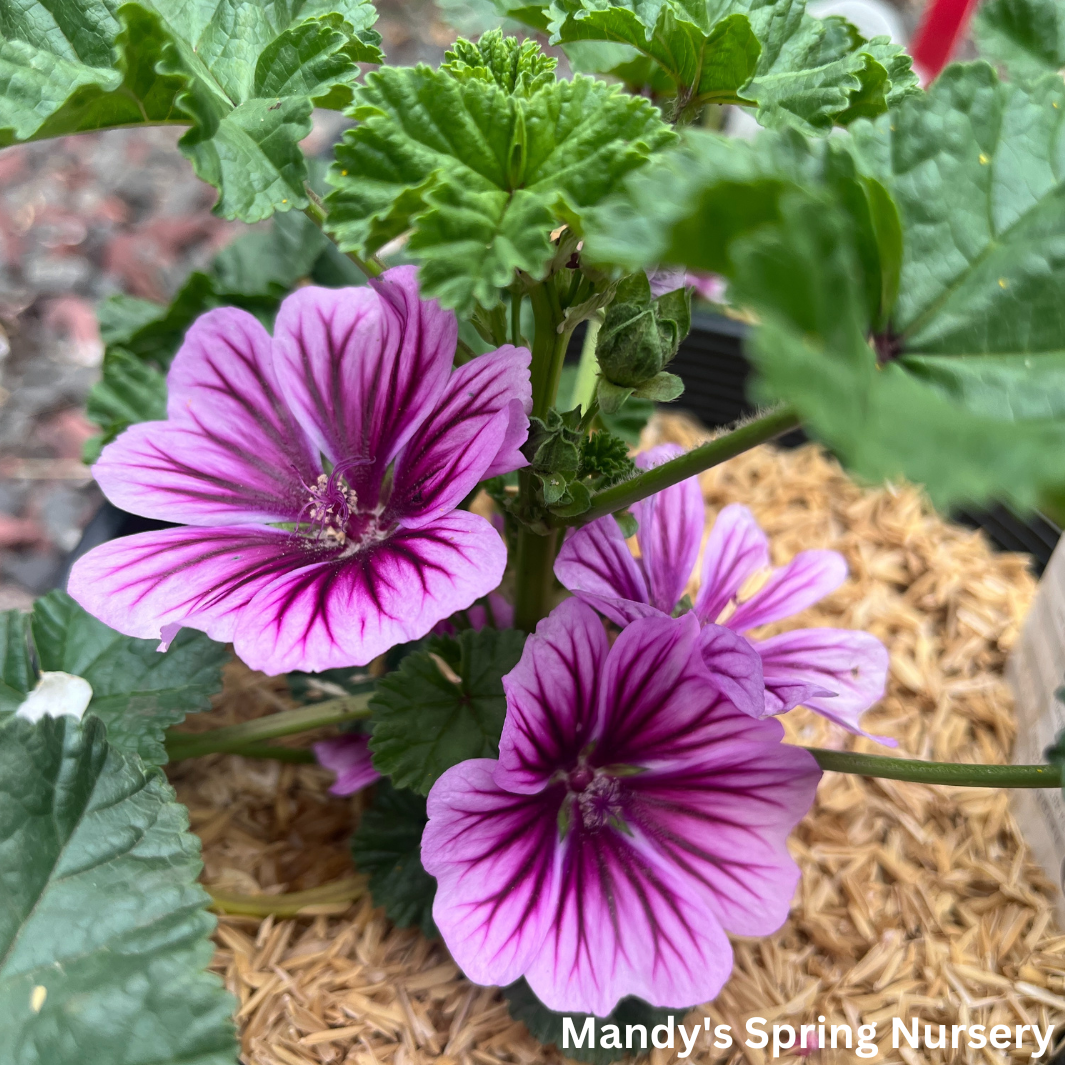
top-left (350, 780), bottom-right (437, 937)
top-left (503, 0), bottom-right (916, 130)
top-left (0, 1), bottom-right (382, 220)
top-left (974, 0), bottom-right (1065, 83)
top-left (0, 609), bottom-right (33, 716)
top-left (503, 978), bottom-right (676, 1062)
top-left (326, 32), bottom-right (674, 311)
top-left (0, 590), bottom-right (229, 765)
top-left (369, 628), bottom-right (526, 794)
top-left (0, 714), bottom-right (237, 1064)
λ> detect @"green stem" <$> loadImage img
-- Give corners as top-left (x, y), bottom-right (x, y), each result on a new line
top-left (572, 315), bottom-right (602, 415)
top-left (207, 877), bottom-right (365, 917)
top-left (165, 696), bottom-right (372, 761)
top-left (511, 286), bottom-right (523, 347)
top-left (513, 512), bottom-right (558, 633)
top-left (559, 406), bottom-right (800, 526)
top-left (806, 748), bottom-right (1061, 788)
top-left (212, 742), bottom-right (317, 763)
top-left (302, 192), bottom-right (383, 279)
top-left (528, 283), bottom-right (570, 419)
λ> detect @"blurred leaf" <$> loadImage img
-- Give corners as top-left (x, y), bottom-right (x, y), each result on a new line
top-left (0, 609), bottom-right (33, 716)
top-left (974, 0), bottom-right (1065, 82)
top-left (350, 780), bottom-right (438, 937)
top-left (0, 714), bottom-right (237, 1064)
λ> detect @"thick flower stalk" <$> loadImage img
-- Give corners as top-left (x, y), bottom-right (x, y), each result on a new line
top-left (69, 268), bottom-right (531, 673)
top-left (422, 599), bottom-right (821, 1015)
top-left (555, 445), bottom-right (891, 742)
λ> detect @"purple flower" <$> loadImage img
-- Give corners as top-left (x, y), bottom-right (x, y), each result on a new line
top-left (554, 445), bottom-right (892, 743)
top-left (313, 733), bottom-right (380, 796)
top-left (68, 268), bottom-right (531, 674)
top-left (422, 599), bottom-right (821, 1015)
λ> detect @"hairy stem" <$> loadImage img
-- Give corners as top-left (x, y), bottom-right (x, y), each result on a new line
top-left (806, 748), bottom-right (1061, 788)
top-left (207, 876), bottom-right (365, 917)
top-left (558, 406), bottom-right (801, 526)
top-left (302, 192), bottom-right (383, 279)
top-left (165, 695), bottom-right (372, 761)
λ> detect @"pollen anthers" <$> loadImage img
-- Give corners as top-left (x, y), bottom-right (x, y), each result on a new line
top-left (298, 458), bottom-right (368, 545)
top-left (565, 764), bottom-right (625, 831)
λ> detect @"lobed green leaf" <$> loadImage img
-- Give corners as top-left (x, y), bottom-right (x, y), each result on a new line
top-left (368, 627), bottom-right (526, 794)
top-left (0, 1), bottom-right (382, 221)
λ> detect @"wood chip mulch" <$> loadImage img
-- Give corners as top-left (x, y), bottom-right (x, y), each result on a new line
top-left (168, 415), bottom-right (1065, 1064)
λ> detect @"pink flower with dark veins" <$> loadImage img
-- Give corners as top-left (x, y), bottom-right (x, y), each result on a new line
top-left (422, 599), bottom-right (820, 1015)
top-left (69, 267), bottom-right (531, 674)
top-left (555, 444), bottom-right (892, 743)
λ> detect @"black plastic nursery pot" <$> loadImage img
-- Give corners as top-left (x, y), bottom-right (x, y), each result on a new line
top-left (62, 313), bottom-right (1061, 577)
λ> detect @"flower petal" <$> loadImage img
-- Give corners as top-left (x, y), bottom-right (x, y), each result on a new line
top-left (433, 591), bottom-right (515, 636)
top-left (554, 518), bottom-right (657, 628)
top-left (757, 628), bottom-right (894, 744)
top-left (626, 735), bottom-right (821, 937)
top-left (593, 612), bottom-right (735, 770)
top-left (523, 820), bottom-right (733, 1014)
top-left (727, 549), bottom-right (848, 632)
top-left (235, 510), bottom-right (506, 673)
top-left (66, 524), bottom-right (327, 645)
top-left (698, 623), bottom-right (765, 719)
top-left (633, 445), bottom-right (703, 615)
top-left (423, 759), bottom-right (562, 989)
top-left (694, 504), bottom-right (770, 625)
top-left (93, 308), bottom-right (319, 525)
top-left (390, 345), bottom-right (531, 526)
top-left (313, 734), bottom-right (381, 795)
top-left (497, 598), bottom-right (608, 794)
top-left (272, 269), bottom-right (455, 507)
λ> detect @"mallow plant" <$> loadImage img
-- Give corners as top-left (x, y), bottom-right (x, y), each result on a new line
top-left (2, 0), bottom-right (1065, 1060)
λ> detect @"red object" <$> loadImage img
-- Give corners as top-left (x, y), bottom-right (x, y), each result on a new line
top-left (910, 0), bottom-right (981, 83)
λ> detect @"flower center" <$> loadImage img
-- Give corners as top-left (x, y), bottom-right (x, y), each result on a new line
top-left (567, 767), bottom-right (624, 831)
top-left (296, 457), bottom-right (385, 551)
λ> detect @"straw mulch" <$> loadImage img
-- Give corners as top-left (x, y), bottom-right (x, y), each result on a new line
top-left (168, 415), bottom-right (1065, 1065)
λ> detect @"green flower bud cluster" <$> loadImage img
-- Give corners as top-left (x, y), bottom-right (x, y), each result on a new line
top-left (595, 272), bottom-right (691, 413)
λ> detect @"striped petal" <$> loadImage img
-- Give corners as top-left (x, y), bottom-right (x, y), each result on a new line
top-left (727, 549), bottom-right (848, 632)
top-left (497, 598), bottom-right (608, 794)
top-left (271, 268), bottom-right (456, 508)
top-left (694, 504), bottom-right (770, 625)
top-left (66, 524), bottom-right (329, 645)
top-left (234, 510), bottom-right (506, 673)
top-left (423, 760), bottom-right (563, 989)
top-left (93, 308), bottom-right (319, 525)
top-left (633, 444), bottom-right (703, 615)
top-left (756, 628), bottom-right (894, 743)
top-left (554, 518), bottom-right (657, 628)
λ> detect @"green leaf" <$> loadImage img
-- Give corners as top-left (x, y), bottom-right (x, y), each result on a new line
top-left (974, 0), bottom-right (1065, 83)
top-left (5, 590), bottom-right (229, 765)
top-left (598, 395), bottom-right (655, 443)
top-left (84, 348), bottom-right (168, 455)
top-left (326, 31), bottom-right (675, 312)
top-left (0, 609), bottom-right (33, 715)
top-left (0, 1), bottom-right (382, 221)
top-left (350, 780), bottom-right (438, 937)
top-left (0, 714), bottom-right (237, 1064)
top-left (369, 627), bottom-right (526, 794)
top-left (733, 188), bottom-right (1065, 509)
top-left (504, 0), bottom-right (916, 130)
top-left (503, 978), bottom-right (676, 1062)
